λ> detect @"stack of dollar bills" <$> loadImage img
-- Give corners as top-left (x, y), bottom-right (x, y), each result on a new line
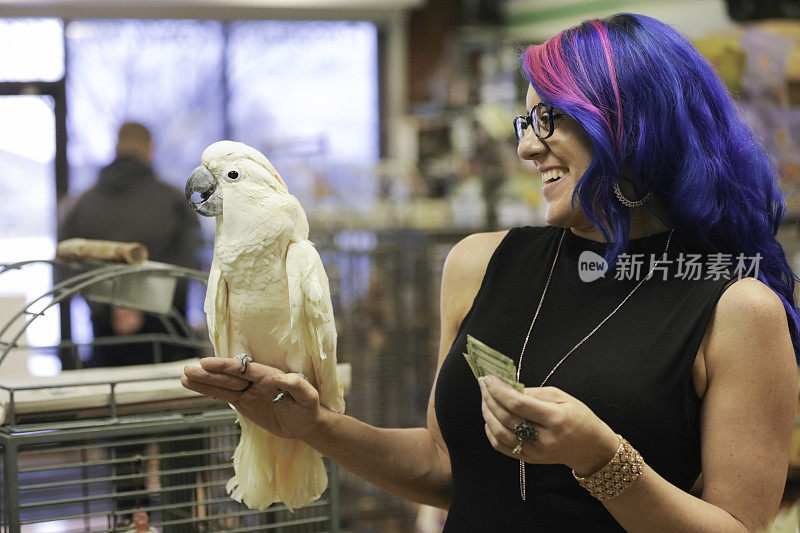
top-left (463, 335), bottom-right (524, 392)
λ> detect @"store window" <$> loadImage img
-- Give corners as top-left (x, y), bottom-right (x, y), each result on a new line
top-left (65, 19), bottom-right (227, 195)
top-left (227, 20), bottom-right (379, 211)
top-left (0, 18), bottom-right (64, 81)
top-left (65, 18), bottom-right (379, 208)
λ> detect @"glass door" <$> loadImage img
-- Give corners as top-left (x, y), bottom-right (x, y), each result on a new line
top-left (0, 18), bottom-right (65, 375)
top-left (0, 94), bottom-right (61, 375)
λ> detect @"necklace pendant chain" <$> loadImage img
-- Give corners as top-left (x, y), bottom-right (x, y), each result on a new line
top-left (517, 228), bottom-right (673, 501)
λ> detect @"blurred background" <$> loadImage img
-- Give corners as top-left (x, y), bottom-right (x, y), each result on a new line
top-left (1, 0), bottom-right (800, 531)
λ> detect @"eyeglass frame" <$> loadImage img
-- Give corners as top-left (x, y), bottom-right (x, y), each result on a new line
top-left (513, 102), bottom-right (560, 142)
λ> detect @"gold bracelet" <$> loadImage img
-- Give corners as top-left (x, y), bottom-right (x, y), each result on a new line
top-left (572, 434), bottom-right (644, 501)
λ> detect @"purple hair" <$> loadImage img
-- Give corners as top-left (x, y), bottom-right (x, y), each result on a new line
top-left (523, 13), bottom-right (800, 362)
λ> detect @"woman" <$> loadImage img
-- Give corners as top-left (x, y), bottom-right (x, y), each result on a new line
top-left (182, 13), bottom-right (799, 531)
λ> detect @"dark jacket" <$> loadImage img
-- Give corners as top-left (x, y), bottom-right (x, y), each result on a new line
top-left (60, 156), bottom-right (199, 269)
top-left (59, 156), bottom-right (201, 367)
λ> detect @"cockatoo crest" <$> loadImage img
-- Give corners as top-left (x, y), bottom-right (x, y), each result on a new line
top-left (202, 140), bottom-right (288, 193)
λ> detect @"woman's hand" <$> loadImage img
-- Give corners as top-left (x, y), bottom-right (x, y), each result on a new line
top-left (181, 357), bottom-right (324, 440)
top-left (479, 376), bottom-right (620, 477)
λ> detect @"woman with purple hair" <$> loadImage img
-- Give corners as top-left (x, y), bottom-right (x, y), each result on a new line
top-left (183, 13), bottom-right (799, 531)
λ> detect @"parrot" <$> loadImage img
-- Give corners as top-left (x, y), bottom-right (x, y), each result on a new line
top-left (184, 140), bottom-right (345, 511)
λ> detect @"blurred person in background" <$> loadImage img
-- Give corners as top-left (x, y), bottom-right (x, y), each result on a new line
top-left (59, 122), bottom-right (201, 529)
top-left (59, 121), bottom-right (201, 368)
top-left (182, 14), bottom-right (799, 531)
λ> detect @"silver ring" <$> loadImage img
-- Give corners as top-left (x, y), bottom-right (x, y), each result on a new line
top-left (513, 420), bottom-right (538, 443)
top-left (512, 442), bottom-right (524, 455)
top-left (236, 354), bottom-right (252, 374)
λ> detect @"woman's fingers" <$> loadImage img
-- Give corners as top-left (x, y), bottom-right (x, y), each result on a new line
top-left (184, 363), bottom-right (251, 391)
top-left (274, 372), bottom-right (319, 409)
top-left (187, 357), bottom-right (316, 407)
top-left (199, 356), bottom-right (268, 382)
top-left (481, 395), bottom-right (518, 449)
top-left (480, 380), bottom-right (519, 427)
top-left (480, 377), bottom-right (562, 460)
top-left (484, 420), bottom-right (503, 451)
top-left (525, 385), bottom-right (569, 403)
top-left (481, 376), bottom-right (559, 423)
top-left (180, 375), bottom-right (241, 404)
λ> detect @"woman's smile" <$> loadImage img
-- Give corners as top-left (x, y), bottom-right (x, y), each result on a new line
top-left (541, 170), bottom-right (567, 199)
top-left (540, 168), bottom-right (567, 184)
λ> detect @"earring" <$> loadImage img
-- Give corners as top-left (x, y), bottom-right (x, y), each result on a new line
top-left (614, 181), bottom-right (651, 208)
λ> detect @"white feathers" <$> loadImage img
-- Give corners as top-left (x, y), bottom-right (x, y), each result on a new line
top-left (286, 241), bottom-right (345, 412)
top-left (199, 141), bottom-right (344, 510)
top-left (204, 256), bottom-right (229, 359)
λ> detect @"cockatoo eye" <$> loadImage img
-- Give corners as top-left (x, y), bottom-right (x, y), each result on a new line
top-left (227, 170), bottom-right (239, 180)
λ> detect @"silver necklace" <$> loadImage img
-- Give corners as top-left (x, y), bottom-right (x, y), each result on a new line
top-left (516, 228), bottom-right (673, 500)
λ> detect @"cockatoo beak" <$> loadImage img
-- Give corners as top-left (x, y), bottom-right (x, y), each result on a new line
top-left (185, 165), bottom-right (223, 217)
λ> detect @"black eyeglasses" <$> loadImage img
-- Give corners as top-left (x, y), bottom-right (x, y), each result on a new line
top-left (513, 102), bottom-right (564, 142)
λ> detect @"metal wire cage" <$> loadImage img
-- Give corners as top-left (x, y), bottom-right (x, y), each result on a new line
top-left (0, 411), bottom-right (339, 532)
top-left (311, 228), bottom-right (464, 529)
top-left (0, 259), bottom-right (339, 533)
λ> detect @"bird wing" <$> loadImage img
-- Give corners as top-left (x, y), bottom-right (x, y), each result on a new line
top-left (205, 256), bottom-right (229, 359)
top-left (286, 240), bottom-right (344, 413)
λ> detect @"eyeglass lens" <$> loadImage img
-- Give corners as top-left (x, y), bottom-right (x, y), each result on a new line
top-left (514, 104), bottom-right (554, 141)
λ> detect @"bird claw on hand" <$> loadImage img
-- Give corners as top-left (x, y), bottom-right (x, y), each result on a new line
top-left (272, 390), bottom-right (291, 403)
top-left (235, 354), bottom-right (253, 374)
top-left (273, 372), bottom-right (306, 404)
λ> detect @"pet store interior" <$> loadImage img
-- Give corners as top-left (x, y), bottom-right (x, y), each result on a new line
top-left (1, 0), bottom-right (800, 531)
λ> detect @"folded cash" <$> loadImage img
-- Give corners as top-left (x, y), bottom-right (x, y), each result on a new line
top-left (463, 351), bottom-right (480, 379)
top-left (465, 335), bottom-right (524, 391)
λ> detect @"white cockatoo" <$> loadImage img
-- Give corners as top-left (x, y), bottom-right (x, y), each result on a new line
top-left (185, 140), bottom-right (345, 510)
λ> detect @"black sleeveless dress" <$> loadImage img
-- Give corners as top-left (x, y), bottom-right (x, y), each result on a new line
top-left (434, 225), bottom-right (739, 532)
